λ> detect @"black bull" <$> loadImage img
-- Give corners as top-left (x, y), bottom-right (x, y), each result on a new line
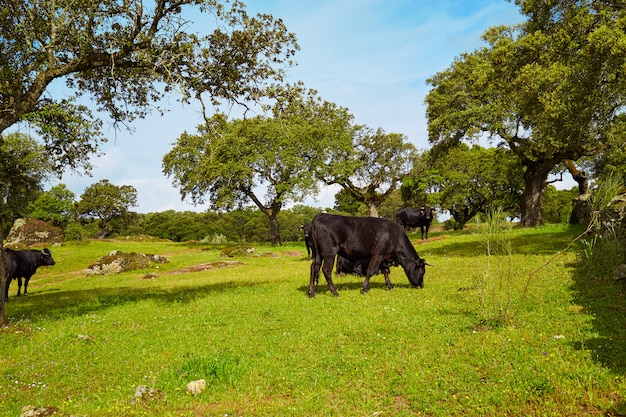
top-left (396, 207), bottom-right (435, 240)
top-left (308, 213), bottom-right (429, 297)
top-left (4, 248), bottom-right (56, 300)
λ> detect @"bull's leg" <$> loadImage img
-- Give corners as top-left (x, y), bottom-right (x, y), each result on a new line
top-left (4, 278), bottom-right (11, 301)
top-left (308, 258), bottom-right (321, 298)
top-left (382, 268), bottom-right (393, 290)
top-left (23, 277), bottom-right (30, 296)
top-left (362, 256), bottom-right (385, 294)
top-left (361, 274), bottom-right (373, 294)
top-left (16, 277), bottom-right (23, 296)
top-left (321, 256), bottom-right (338, 296)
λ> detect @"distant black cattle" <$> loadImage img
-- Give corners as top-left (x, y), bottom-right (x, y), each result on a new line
top-left (4, 248), bottom-right (56, 300)
top-left (299, 224), bottom-right (313, 259)
top-left (308, 213), bottom-right (429, 297)
top-left (396, 207), bottom-right (435, 240)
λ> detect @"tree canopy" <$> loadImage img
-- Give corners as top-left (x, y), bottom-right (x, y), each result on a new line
top-left (423, 145), bottom-right (524, 229)
top-left (0, 133), bottom-right (54, 230)
top-left (425, 0), bottom-right (626, 226)
top-left (77, 180), bottom-right (138, 238)
top-left (163, 91), bottom-right (353, 245)
top-left (28, 184), bottom-right (77, 227)
top-left (322, 126), bottom-right (417, 217)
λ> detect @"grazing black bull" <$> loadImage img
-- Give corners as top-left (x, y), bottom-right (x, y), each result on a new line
top-left (4, 248), bottom-right (56, 300)
top-left (309, 213), bottom-right (429, 297)
top-left (299, 224), bottom-right (313, 259)
top-left (396, 207), bottom-right (435, 240)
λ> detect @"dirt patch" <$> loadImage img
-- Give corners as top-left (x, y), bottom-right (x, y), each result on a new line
top-left (413, 236), bottom-right (448, 245)
top-left (283, 251), bottom-right (304, 257)
top-left (169, 261), bottom-right (244, 274)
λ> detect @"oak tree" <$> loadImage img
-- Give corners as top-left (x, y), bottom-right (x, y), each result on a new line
top-left (163, 92), bottom-right (353, 245)
top-left (322, 126), bottom-right (416, 218)
top-left (426, 0), bottom-right (626, 226)
top-left (77, 180), bottom-right (138, 238)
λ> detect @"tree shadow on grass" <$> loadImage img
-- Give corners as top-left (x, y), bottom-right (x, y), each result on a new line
top-left (6, 279), bottom-right (272, 322)
top-left (297, 274), bottom-right (418, 296)
top-left (424, 227), bottom-right (582, 257)
top-left (570, 263), bottom-right (626, 415)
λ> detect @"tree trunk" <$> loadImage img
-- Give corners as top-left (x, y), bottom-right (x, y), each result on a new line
top-left (563, 159), bottom-right (589, 195)
top-left (366, 202), bottom-right (379, 217)
top-left (0, 215), bottom-right (6, 326)
top-left (269, 212), bottom-right (282, 246)
top-left (520, 162), bottom-right (552, 227)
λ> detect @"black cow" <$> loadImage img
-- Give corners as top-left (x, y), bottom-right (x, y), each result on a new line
top-left (4, 248), bottom-right (56, 300)
top-left (308, 213), bottom-right (428, 297)
top-left (396, 207), bottom-right (435, 240)
top-left (299, 224), bottom-right (313, 259)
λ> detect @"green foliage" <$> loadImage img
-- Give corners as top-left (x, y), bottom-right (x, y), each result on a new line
top-left (541, 185), bottom-right (577, 224)
top-left (163, 91), bottom-right (353, 244)
top-left (0, 133), bottom-right (54, 230)
top-left (135, 207), bottom-right (322, 243)
top-left (425, 1), bottom-right (626, 226)
top-left (579, 174), bottom-right (626, 278)
top-left (0, 1), bottom-right (298, 165)
top-left (323, 126), bottom-right (417, 217)
top-left (77, 180), bottom-right (137, 236)
top-left (411, 145), bottom-right (524, 228)
top-left (28, 184), bottom-right (76, 227)
top-left (333, 188), bottom-right (362, 214)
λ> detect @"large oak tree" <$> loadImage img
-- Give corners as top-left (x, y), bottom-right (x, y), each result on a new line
top-left (425, 0), bottom-right (626, 226)
top-left (0, 0), bottom-right (298, 323)
top-left (321, 126), bottom-right (417, 218)
top-left (163, 91), bottom-right (354, 245)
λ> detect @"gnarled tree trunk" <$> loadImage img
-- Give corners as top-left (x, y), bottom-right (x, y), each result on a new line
top-left (0, 215), bottom-right (6, 326)
top-left (563, 159), bottom-right (589, 195)
top-left (520, 162), bottom-right (553, 227)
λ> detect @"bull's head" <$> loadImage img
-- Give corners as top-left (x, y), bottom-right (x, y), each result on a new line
top-left (39, 248), bottom-right (56, 267)
top-left (407, 257), bottom-right (435, 288)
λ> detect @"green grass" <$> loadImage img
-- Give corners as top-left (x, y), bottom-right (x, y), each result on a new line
top-left (1, 226), bottom-right (625, 416)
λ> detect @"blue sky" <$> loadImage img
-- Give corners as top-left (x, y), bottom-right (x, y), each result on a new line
top-left (48, 0), bottom-right (524, 213)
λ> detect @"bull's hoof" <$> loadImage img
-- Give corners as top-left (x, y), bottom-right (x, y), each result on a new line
top-left (308, 291), bottom-right (315, 298)
top-left (361, 289), bottom-right (369, 295)
top-left (331, 291), bottom-right (339, 297)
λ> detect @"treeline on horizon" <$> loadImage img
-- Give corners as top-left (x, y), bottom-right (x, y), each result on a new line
top-left (8, 185), bottom-right (578, 244)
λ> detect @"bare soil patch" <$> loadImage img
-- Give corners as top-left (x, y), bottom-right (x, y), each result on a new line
top-left (168, 261), bottom-right (244, 274)
top-left (413, 236), bottom-right (448, 245)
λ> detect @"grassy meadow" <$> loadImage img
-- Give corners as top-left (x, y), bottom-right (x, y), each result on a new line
top-left (1, 225), bottom-right (625, 416)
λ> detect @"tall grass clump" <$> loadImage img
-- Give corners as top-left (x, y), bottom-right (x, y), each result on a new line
top-left (475, 208), bottom-right (514, 326)
top-left (580, 174), bottom-right (625, 278)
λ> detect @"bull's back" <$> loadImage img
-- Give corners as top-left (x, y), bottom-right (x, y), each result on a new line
top-left (9, 250), bottom-right (40, 278)
top-left (312, 213), bottom-right (404, 258)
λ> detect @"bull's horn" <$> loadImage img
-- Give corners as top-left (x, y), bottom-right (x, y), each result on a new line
top-left (424, 261), bottom-right (434, 267)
